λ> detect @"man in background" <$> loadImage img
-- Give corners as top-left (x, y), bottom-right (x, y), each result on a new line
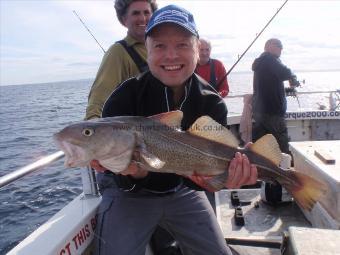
top-left (252, 38), bottom-right (299, 153)
top-left (195, 38), bottom-right (229, 97)
top-left (252, 38), bottom-right (299, 204)
top-left (85, 0), bottom-right (157, 120)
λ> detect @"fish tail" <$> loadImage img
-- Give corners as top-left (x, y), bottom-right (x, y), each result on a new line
top-left (279, 170), bottom-right (327, 211)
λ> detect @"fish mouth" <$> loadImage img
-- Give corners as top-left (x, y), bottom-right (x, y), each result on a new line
top-left (53, 137), bottom-right (90, 168)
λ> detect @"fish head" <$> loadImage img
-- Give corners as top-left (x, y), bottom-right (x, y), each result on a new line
top-left (53, 120), bottom-right (137, 171)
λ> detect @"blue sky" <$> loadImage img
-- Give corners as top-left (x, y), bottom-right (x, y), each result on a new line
top-left (1, 0), bottom-right (340, 86)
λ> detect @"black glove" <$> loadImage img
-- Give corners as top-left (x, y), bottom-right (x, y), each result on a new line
top-left (289, 75), bottom-right (300, 87)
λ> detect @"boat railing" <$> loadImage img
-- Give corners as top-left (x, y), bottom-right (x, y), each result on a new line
top-left (0, 150), bottom-right (99, 196)
top-left (0, 151), bottom-right (64, 188)
top-left (227, 89), bottom-right (340, 111)
top-left (227, 89), bottom-right (339, 97)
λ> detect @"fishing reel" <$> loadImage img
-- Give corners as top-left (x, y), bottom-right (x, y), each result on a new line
top-left (289, 75), bottom-right (302, 88)
top-left (285, 76), bottom-right (305, 97)
top-left (285, 87), bottom-right (298, 97)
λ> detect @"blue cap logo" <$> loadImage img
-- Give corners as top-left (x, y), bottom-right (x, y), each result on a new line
top-left (146, 5), bottom-right (198, 37)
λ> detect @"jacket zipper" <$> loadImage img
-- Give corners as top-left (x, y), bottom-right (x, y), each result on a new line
top-left (164, 86), bottom-right (188, 112)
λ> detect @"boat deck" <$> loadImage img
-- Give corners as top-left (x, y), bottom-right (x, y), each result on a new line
top-left (216, 140), bottom-right (340, 254)
top-left (216, 189), bottom-right (310, 255)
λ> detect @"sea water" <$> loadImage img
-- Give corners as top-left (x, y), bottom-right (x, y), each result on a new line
top-left (0, 79), bottom-right (92, 253)
top-left (0, 71), bottom-right (339, 253)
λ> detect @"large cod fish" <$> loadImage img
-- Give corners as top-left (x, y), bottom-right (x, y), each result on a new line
top-left (54, 111), bottom-right (326, 211)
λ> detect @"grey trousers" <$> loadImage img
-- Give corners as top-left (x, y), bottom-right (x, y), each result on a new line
top-left (94, 182), bottom-right (232, 255)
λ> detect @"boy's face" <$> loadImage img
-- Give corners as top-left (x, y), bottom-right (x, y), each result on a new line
top-left (146, 23), bottom-right (199, 88)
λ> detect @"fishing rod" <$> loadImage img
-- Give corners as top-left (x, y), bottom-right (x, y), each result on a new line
top-left (73, 10), bottom-right (106, 53)
top-left (216, 0), bottom-right (289, 89)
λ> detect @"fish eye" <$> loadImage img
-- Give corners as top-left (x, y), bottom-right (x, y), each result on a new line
top-left (82, 128), bottom-right (94, 137)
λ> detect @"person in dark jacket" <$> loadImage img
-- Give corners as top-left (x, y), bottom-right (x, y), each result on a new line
top-left (252, 38), bottom-right (299, 205)
top-left (252, 38), bottom-right (299, 153)
top-left (91, 5), bottom-right (258, 255)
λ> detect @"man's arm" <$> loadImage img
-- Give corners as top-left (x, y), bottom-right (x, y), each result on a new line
top-left (269, 57), bottom-right (296, 82)
top-left (85, 44), bottom-right (138, 120)
top-left (215, 60), bottom-right (229, 97)
top-left (102, 79), bottom-right (136, 118)
top-left (206, 94), bottom-right (229, 127)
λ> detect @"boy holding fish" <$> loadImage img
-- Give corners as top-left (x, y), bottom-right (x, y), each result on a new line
top-left (92, 5), bottom-right (257, 255)
top-left (55, 4), bottom-right (325, 254)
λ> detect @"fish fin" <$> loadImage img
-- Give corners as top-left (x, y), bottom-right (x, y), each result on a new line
top-left (99, 149), bottom-right (133, 173)
top-left (140, 151), bottom-right (165, 169)
top-left (148, 111), bottom-right (183, 129)
top-left (279, 170), bottom-right (327, 211)
top-left (135, 135), bottom-right (166, 169)
top-left (187, 171), bottom-right (227, 192)
top-left (205, 172), bottom-right (228, 191)
top-left (188, 116), bottom-right (239, 147)
top-left (249, 134), bottom-right (282, 166)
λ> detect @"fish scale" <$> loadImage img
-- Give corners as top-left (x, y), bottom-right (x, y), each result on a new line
top-left (140, 124), bottom-right (229, 175)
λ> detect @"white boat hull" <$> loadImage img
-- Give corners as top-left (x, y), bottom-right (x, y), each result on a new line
top-left (7, 194), bottom-right (101, 255)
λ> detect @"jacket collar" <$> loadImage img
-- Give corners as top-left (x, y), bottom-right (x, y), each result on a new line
top-left (147, 73), bottom-right (192, 111)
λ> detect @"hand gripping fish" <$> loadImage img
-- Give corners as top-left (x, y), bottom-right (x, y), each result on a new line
top-left (54, 111), bottom-right (326, 211)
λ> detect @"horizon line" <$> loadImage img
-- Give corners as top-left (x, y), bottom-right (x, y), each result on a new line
top-left (1, 68), bottom-right (340, 87)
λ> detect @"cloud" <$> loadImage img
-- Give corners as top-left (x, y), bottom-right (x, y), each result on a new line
top-left (1, 0), bottom-right (340, 85)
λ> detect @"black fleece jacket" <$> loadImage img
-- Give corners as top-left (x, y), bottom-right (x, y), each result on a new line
top-left (252, 52), bottom-right (295, 116)
top-left (101, 71), bottom-right (228, 192)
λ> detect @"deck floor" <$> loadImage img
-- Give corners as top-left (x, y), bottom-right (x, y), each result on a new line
top-left (216, 189), bottom-right (311, 255)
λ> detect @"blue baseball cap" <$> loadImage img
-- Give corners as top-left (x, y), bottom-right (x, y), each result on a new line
top-left (145, 5), bottom-right (199, 37)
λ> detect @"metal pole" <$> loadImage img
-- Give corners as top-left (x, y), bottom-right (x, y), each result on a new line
top-left (0, 151), bottom-right (64, 188)
top-left (81, 166), bottom-right (99, 196)
top-left (225, 235), bottom-right (283, 249)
